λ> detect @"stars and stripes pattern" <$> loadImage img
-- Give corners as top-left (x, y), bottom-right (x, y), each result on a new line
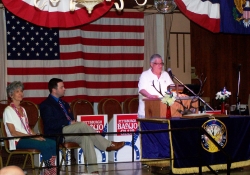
top-left (5, 10), bottom-right (144, 104)
top-left (6, 12), bottom-right (60, 60)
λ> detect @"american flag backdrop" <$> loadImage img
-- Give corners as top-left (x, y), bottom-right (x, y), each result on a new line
top-left (5, 10), bottom-right (144, 104)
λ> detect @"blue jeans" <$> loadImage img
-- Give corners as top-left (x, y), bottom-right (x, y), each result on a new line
top-left (16, 138), bottom-right (56, 161)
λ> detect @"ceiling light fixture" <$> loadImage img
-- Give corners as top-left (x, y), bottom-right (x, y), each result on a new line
top-left (154, 0), bottom-right (176, 13)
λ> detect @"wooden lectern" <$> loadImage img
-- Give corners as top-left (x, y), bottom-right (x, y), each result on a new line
top-left (143, 96), bottom-right (199, 118)
top-left (143, 98), bottom-right (167, 118)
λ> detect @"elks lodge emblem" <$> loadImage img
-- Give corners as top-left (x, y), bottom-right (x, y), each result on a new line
top-left (201, 119), bottom-right (227, 153)
top-left (233, 0), bottom-right (250, 27)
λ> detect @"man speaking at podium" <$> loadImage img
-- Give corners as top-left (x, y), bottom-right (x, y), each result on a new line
top-left (138, 54), bottom-right (174, 118)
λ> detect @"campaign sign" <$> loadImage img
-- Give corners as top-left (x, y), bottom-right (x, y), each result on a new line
top-left (108, 114), bottom-right (141, 162)
top-left (34, 154), bottom-right (44, 167)
top-left (59, 149), bottom-right (71, 165)
top-left (75, 115), bottom-right (108, 164)
top-left (35, 154), bottom-right (57, 167)
top-left (35, 150), bottom-right (70, 166)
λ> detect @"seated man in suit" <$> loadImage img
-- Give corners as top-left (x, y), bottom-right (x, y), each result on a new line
top-left (40, 78), bottom-right (124, 174)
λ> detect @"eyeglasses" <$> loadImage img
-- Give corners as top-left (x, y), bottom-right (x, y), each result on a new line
top-left (153, 62), bottom-right (164, 66)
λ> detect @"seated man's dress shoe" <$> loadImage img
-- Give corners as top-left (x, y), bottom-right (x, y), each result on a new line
top-left (106, 141), bottom-right (125, 151)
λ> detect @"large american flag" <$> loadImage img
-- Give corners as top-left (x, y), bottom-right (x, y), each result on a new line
top-left (6, 10), bottom-right (144, 104)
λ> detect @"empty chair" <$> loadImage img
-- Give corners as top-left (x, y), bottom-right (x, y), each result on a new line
top-left (20, 101), bottom-right (39, 129)
top-left (0, 100), bottom-right (10, 119)
top-left (37, 117), bottom-right (45, 135)
top-left (69, 98), bottom-right (80, 113)
top-left (72, 99), bottom-right (94, 119)
top-left (122, 97), bottom-right (134, 114)
top-left (0, 149), bottom-right (2, 169)
top-left (0, 100), bottom-right (9, 168)
top-left (128, 97), bottom-right (139, 113)
top-left (0, 100), bottom-right (11, 104)
top-left (102, 98), bottom-right (122, 122)
top-left (97, 98), bottom-right (108, 114)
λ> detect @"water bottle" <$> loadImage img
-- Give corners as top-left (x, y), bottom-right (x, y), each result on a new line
top-left (203, 105), bottom-right (206, 113)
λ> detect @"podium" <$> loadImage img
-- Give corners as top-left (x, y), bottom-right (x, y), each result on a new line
top-left (143, 96), bottom-right (199, 118)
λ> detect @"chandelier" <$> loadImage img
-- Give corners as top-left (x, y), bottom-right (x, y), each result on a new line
top-left (34, 0), bottom-right (147, 14)
top-left (154, 0), bottom-right (176, 13)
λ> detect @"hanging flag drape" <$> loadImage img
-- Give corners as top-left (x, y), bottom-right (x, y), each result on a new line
top-left (175, 0), bottom-right (220, 33)
top-left (175, 0), bottom-right (250, 34)
top-left (5, 10), bottom-right (144, 104)
top-left (2, 0), bottom-right (114, 28)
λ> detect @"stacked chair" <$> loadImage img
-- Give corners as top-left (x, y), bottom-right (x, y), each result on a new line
top-left (122, 97), bottom-right (134, 114)
top-left (102, 98), bottom-right (122, 122)
top-left (128, 97), bottom-right (139, 113)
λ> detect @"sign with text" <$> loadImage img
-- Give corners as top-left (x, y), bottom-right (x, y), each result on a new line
top-left (78, 115), bottom-right (105, 133)
top-left (117, 115), bottom-right (138, 136)
top-left (108, 114), bottom-right (141, 162)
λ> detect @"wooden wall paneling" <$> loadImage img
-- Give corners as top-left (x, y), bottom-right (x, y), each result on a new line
top-left (184, 34), bottom-right (191, 75)
top-left (170, 32), bottom-right (191, 84)
top-left (191, 21), bottom-right (250, 109)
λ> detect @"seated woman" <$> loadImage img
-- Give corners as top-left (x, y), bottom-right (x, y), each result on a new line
top-left (3, 81), bottom-right (56, 175)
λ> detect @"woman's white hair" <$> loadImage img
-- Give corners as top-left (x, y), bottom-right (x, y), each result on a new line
top-left (6, 81), bottom-right (24, 98)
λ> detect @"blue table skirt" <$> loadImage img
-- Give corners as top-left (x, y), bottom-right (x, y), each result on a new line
top-left (140, 121), bottom-right (170, 159)
top-left (140, 116), bottom-right (250, 169)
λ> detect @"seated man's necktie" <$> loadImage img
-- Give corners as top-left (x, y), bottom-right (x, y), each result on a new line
top-left (58, 100), bottom-right (72, 121)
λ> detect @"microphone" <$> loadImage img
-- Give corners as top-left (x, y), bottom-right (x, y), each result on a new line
top-left (167, 68), bottom-right (174, 80)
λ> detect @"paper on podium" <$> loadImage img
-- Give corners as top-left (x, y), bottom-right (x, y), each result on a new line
top-left (182, 112), bottom-right (228, 119)
top-left (182, 113), bottom-right (213, 119)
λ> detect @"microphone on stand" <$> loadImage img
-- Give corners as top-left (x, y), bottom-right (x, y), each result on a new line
top-left (237, 64), bottom-right (241, 114)
top-left (237, 63), bottom-right (248, 115)
top-left (238, 64), bottom-right (241, 71)
top-left (167, 68), bottom-right (214, 111)
top-left (232, 63), bottom-right (242, 115)
top-left (167, 68), bottom-right (174, 80)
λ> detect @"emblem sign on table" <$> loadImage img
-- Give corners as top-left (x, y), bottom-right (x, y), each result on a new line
top-left (201, 119), bottom-right (227, 153)
top-left (108, 114), bottom-right (141, 162)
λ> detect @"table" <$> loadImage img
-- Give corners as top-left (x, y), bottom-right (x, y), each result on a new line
top-left (138, 116), bottom-right (250, 174)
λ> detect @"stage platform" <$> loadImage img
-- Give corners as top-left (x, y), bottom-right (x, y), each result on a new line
top-left (22, 162), bottom-right (250, 175)
top-left (1, 144), bottom-right (250, 175)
